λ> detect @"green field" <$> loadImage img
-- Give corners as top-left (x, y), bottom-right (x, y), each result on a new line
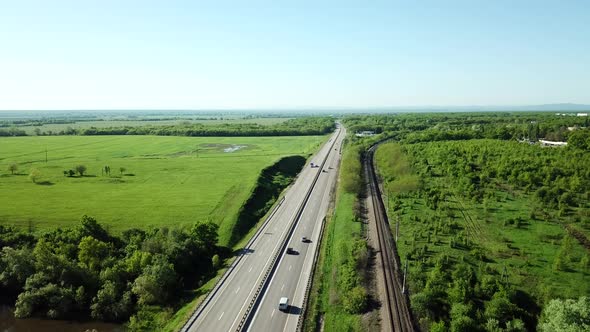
top-left (374, 141), bottom-right (590, 330)
top-left (14, 117), bottom-right (292, 135)
top-left (0, 135), bottom-right (324, 245)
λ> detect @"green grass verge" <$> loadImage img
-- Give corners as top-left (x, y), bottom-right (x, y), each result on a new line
top-left (304, 145), bottom-right (369, 331)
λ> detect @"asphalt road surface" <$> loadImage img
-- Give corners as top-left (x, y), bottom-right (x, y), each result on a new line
top-left (183, 125), bottom-right (345, 332)
top-left (246, 126), bottom-right (344, 332)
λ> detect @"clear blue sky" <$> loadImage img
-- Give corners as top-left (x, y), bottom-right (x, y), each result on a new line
top-left (1, 0), bottom-right (589, 110)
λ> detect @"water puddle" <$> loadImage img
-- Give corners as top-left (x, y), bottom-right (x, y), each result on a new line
top-left (223, 145), bottom-right (247, 153)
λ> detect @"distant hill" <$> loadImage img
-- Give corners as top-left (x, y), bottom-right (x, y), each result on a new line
top-left (508, 103), bottom-right (590, 111)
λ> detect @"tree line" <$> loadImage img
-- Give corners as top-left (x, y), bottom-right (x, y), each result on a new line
top-left (344, 112), bottom-right (590, 146)
top-left (0, 216), bottom-right (221, 330)
top-left (0, 117), bottom-right (336, 137)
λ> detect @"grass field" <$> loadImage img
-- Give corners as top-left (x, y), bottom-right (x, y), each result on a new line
top-left (375, 141), bottom-right (590, 303)
top-left (14, 117), bottom-right (292, 135)
top-left (0, 135), bottom-right (324, 245)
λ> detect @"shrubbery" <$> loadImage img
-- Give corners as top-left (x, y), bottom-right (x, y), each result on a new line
top-left (0, 216), bottom-right (220, 329)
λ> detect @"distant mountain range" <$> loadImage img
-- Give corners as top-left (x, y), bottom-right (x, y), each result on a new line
top-left (320, 103), bottom-right (590, 113)
top-left (475, 103), bottom-right (590, 111)
top-left (1, 103), bottom-right (589, 114)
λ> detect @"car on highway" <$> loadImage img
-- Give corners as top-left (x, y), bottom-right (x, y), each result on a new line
top-left (279, 297), bottom-right (289, 311)
top-left (286, 247), bottom-right (295, 254)
top-left (301, 236), bottom-right (308, 242)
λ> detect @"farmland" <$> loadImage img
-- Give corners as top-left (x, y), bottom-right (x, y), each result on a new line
top-left (0, 135), bottom-right (325, 246)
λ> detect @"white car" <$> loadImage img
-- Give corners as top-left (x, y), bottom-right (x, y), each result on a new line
top-left (279, 297), bottom-right (289, 311)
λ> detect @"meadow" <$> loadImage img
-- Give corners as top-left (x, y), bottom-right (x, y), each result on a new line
top-left (0, 135), bottom-right (324, 246)
top-left (14, 117), bottom-right (291, 135)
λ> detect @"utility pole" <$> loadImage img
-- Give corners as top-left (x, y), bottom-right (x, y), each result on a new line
top-left (395, 215), bottom-right (400, 242)
top-left (402, 258), bottom-right (408, 293)
top-left (45, 147), bottom-right (48, 163)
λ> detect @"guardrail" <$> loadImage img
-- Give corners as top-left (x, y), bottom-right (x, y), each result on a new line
top-left (235, 128), bottom-right (341, 331)
top-left (295, 214), bottom-right (327, 332)
top-left (180, 196), bottom-right (285, 332)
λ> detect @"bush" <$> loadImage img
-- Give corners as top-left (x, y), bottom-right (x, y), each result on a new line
top-left (342, 286), bottom-right (368, 314)
top-left (75, 165), bottom-right (87, 176)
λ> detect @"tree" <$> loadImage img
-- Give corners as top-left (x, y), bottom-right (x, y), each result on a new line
top-left (8, 163), bottom-right (18, 175)
top-left (75, 165), bottom-right (87, 176)
top-left (79, 215), bottom-right (110, 242)
top-left (90, 281), bottom-right (132, 321)
top-left (430, 321), bottom-right (446, 332)
top-left (539, 297), bottom-right (590, 332)
top-left (131, 255), bottom-right (177, 305)
top-left (119, 167), bottom-right (126, 175)
top-left (567, 129), bottom-right (590, 151)
top-left (29, 168), bottom-right (41, 183)
top-left (0, 247), bottom-right (35, 292)
top-left (78, 236), bottom-right (111, 272)
top-left (342, 286), bottom-right (368, 314)
top-left (191, 221), bottom-right (219, 249)
top-left (485, 291), bottom-right (518, 325)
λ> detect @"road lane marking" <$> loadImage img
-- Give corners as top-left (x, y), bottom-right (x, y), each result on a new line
top-left (289, 265), bottom-right (292, 271)
top-left (271, 309), bottom-right (275, 317)
top-left (219, 312), bottom-right (224, 320)
top-left (235, 286), bottom-right (240, 294)
top-left (281, 284), bottom-right (285, 291)
top-left (248, 266), bottom-right (253, 272)
top-left (231, 200), bottom-right (303, 331)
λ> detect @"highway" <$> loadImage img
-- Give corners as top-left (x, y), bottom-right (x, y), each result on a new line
top-left (246, 126), bottom-right (344, 332)
top-left (182, 124), bottom-right (344, 332)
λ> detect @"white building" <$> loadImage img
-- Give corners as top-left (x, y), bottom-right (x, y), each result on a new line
top-left (539, 139), bottom-right (567, 147)
top-left (355, 131), bottom-right (375, 137)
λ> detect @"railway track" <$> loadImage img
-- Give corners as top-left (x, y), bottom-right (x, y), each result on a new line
top-left (366, 145), bottom-right (414, 332)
